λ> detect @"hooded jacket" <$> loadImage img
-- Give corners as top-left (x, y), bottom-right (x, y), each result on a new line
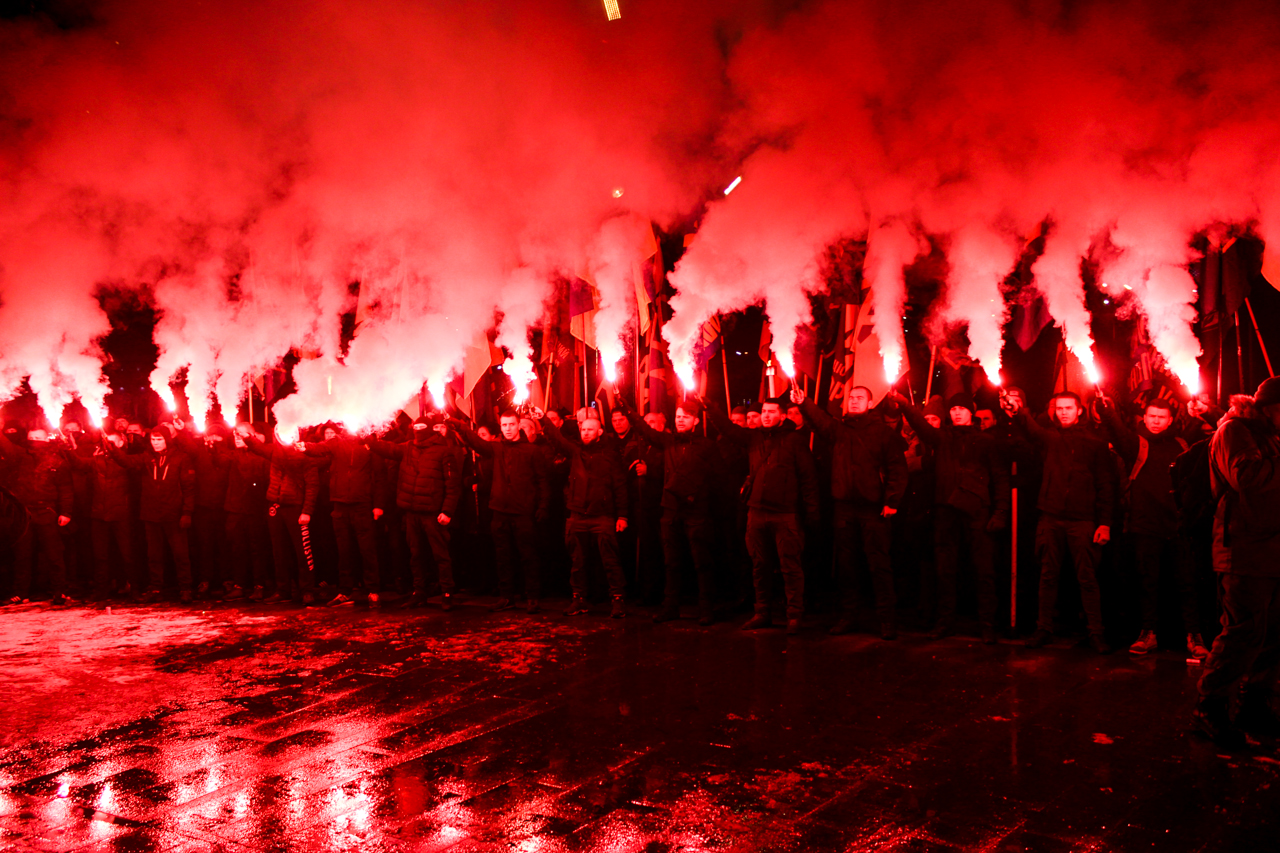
top-left (245, 436), bottom-right (319, 513)
top-left (1209, 398), bottom-right (1280, 576)
top-left (542, 420), bottom-right (627, 519)
top-left (1098, 400), bottom-right (1186, 536)
top-left (173, 430), bottom-right (231, 511)
top-left (0, 432), bottom-right (73, 524)
top-left (65, 443), bottom-right (132, 522)
top-left (370, 430), bottom-right (462, 516)
top-left (305, 434), bottom-right (376, 505)
top-left (800, 399), bottom-right (908, 510)
top-left (1015, 409), bottom-right (1116, 526)
top-left (453, 423), bottom-right (548, 517)
top-left (709, 407), bottom-right (819, 520)
top-left (901, 405), bottom-right (1010, 520)
top-left (625, 409), bottom-right (723, 515)
top-left (107, 441), bottom-right (196, 523)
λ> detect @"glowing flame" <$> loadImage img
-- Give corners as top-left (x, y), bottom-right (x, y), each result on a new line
top-left (427, 379), bottom-right (446, 410)
top-left (882, 347), bottom-right (902, 383)
top-left (1173, 360), bottom-right (1201, 394)
top-left (674, 360), bottom-right (696, 389)
top-left (276, 424), bottom-right (299, 445)
top-left (1084, 358), bottom-right (1101, 385)
top-left (599, 343), bottom-right (623, 384)
top-left (506, 353), bottom-right (536, 405)
top-left (602, 359), bottom-right (618, 383)
top-left (157, 385), bottom-right (177, 412)
top-left (774, 350), bottom-right (795, 378)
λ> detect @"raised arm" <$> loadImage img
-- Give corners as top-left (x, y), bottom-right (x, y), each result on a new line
top-left (622, 407), bottom-right (672, 448)
top-left (1096, 397), bottom-right (1140, 464)
top-left (367, 437), bottom-right (406, 461)
top-left (448, 419), bottom-right (496, 458)
top-left (705, 402), bottom-right (751, 446)
top-left (896, 399), bottom-right (942, 447)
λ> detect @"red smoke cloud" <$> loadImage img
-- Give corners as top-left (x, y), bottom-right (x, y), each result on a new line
top-left (3, 0), bottom-right (1279, 424)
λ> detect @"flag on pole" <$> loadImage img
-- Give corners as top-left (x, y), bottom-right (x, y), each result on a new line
top-left (692, 314), bottom-right (722, 371)
top-left (635, 225), bottom-right (663, 337)
top-left (569, 276), bottom-right (599, 350)
top-left (463, 331), bottom-right (505, 400)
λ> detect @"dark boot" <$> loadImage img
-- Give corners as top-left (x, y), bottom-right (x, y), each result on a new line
top-left (1237, 688), bottom-right (1280, 739)
top-left (564, 597), bottom-right (589, 616)
top-left (741, 613), bottom-right (771, 631)
top-left (1193, 695), bottom-right (1247, 750)
top-left (610, 595), bottom-right (626, 619)
top-left (1025, 629), bottom-right (1052, 648)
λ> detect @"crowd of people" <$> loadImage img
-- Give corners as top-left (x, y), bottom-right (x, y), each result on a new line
top-left (3, 374), bottom-right (1279, 748)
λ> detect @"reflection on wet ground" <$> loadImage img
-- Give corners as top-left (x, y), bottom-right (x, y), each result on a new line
top-left (1, 599), bottom-right (1277, 851)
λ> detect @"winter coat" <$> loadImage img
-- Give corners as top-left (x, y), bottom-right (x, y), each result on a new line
top-left (0, 433), bottom-right (73, 524)
top-left (245, 437), bottom-right (319, 513)
top-left (709, 408), bottom-right (819, 520)
top-left (627, 412), bottom-right (723, 515)
top-left (107, 444), bottom-right (196, 523)
top-left (800, 399), bottom-right (908, 510)
top-left (174, 433), bottom-right (231, 510)
top-left (305, 435), bottom-right (376, 505)
top-left (543, 422), bottom-right (628, 519)
top-left (902, 407), bottom-right (1010, 521)
top-left (65, 445), bottom-right (132, 522)
top-left (454, 425), bottom-right (548, 517)
top-left (219, 445), bottom-right (270, 515)
top-left (1099, 402), bottom-right (1186, 537)
top-left (370, 433), bottom-right (462, 516)
top-left (1209, 403), bottom-right (1280, 576)
top-left (1015, 410), bottom-right (1116, 526)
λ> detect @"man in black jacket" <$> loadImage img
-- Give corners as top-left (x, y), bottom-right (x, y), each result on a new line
top-left (622, 398), bottom-right (722, 625)
top-left (108, 426), bottom-right (197, 603)
top-left (452, 411), bottom-right (549, 613)
top-left (370, 415), bottom-right (461, 610)
top-left (1010, 392), bottom-right (1116, 653)
top-left (304, 422), bottom-right (383, 607)
top-left (534, 406), bottom-right (629, 618)
top-left (173, 421), bottom-right (230, 599)
top-left (220, 426), bottom-right (272, 600)
top-left (711, 394), bottom-right (820, 635)
top-left (0, 428), bottom-right (75, 605)
top-left (896, 392), bottom-right (1010, 642)
top-left (65, 429), bottom-right (135, 602)
top-left (1098, 396), bottom-right (1205, 657)
top-left (1192, 380), bottom-right (1280, 748)
top-left (794, 385), bottom-right (907, 638)
top-left (240, 426), bottom-right (320, 604)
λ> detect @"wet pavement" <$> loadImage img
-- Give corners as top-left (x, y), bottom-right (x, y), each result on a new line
top-left (1, 598), bottom-right (1277, 852)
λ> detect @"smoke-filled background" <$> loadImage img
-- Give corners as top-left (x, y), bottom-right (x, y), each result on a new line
top-left (3, 0), bottom-right (1280, 431)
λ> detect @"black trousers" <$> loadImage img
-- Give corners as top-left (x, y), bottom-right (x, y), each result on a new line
top-left (565, 514), bottom-right (625, 599)
top-left (225, 510), bottom-right (271, 589)
top-left (1035, 514), bottom-right (1103, 635)
top-left (405, 511), bottom-right (453, 594)
top-left (660, 508), bottom-right (714, 609)
top-left (90, 518), bottom-right (135, 597)
top-left (332, 501), bottom-right (380, 593)
top-left (12, 520), bottom-right (67, 598)
top-left (144, 518), bottom-right (192, 592)
top-left (1199, 573), bottom-right (1280, 699)
top-left (833, 502), bottom-right (893, 624)
top-left (493, 511), bottom-right (541, 600)
top-left (1132, 532), bottom-right (1198, 632)
top-left (191, 506), bottom-right (225, 589)
top-left (746, 509), bottom-right (805, 620)
top-left (934, 504), bottom-right (996, 628)
top-left (268, 504), bottom-right (314, 595)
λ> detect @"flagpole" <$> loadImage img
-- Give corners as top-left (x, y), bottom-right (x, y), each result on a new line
top-left (924, 345), bottom-right (937, 402)
top-left (1245, 298), bottom-right (1274, 377)
top-left (1235, 310), bottom-right (1245, 393)
top-left (814, 352), bottom-right (825, 408)
top-left (721, 330), bottom-right (732, 414)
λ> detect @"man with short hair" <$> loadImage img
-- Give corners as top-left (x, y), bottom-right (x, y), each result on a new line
top-left (107, 426), bottom-right (197, 604)
top-left (896, 392), bottom-right (1009, 642)
top-left (0, 428), bottom-right (74, 605)
top-left (535, 407), bottom-right (629, 618)
top-left (304, 422), bottom-right (383, 607)
top-left (452, 410), bottom-right (549, 614)
top-left (623, 398), bottom-right (723, 624)
top-left (1192, 379), bottom-right (1280, 748)
top-left (711, 394), bottom-right (819, 635)
top-left (797, 385), bottom-right (908, 638)
top-left (730, 406), bottom-right (749, 428)
top-left (1098, 396), bottom-right (1204, 657)
top-left (1011, 391), bottom-right (1116, 653)
top-left (746, 405), bottom-right (762, 430)
top-left (370, 414), bottom-right (462, 610)
top-left (975, 408), bottom-right (997, 431)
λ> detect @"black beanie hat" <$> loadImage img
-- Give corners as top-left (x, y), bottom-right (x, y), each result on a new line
top-left (946, 393), bottom-right (976, 414)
